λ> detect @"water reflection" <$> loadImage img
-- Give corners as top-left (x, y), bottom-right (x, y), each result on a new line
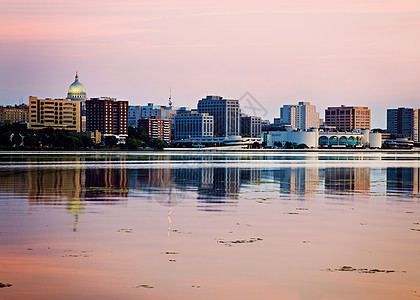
top-left (274, 167), bottom-right (320, 195)
top-left (323, 167), bottom-right (370, 192)
top-left (28, 168), bottom-right (84, 204)
top-left (1, 163), bottom-right (420, 212)
top-left (1, 154), bottom-right (420, 300)
top-left (387, 167), bottom-right (420, 195)
top-left (0, 167), bottom-right (129, 205)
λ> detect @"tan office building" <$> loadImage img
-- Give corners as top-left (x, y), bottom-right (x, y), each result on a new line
top-left (325, 105), bottom-right (371, 131)
top-left (28, 96), bottom-right (81, 132)
top-left (0, 104), bottom-right (29, 123)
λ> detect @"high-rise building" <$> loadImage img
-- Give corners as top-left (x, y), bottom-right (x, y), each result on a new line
top-left (325, 105), bottom-right (371, 131)
top-left (280, 101), bottom-right (320, 131)
top-left (128, 106), bottom-right (141, 127)
top-left (86, 97), bottom-right (128, 141)
top-left (0, 104), bottom-right (29, 124)
top-left (28, 96), bottom-right (81, 131)
top-left (174, 111), bottom-right (214, 140)
top-left (140, 103), bottom-right (178, 120)
top-left (387, 107), bottom-right (419, 142)
top-left (240, 114), bottom-right (262, 137)
top-left (197, 95), bottom-right (240, 137)
top-left (138, 116), bottom-right (171, 143)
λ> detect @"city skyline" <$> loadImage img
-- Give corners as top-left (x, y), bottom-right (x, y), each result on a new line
top-left (1, 0), bottom-right (420, 128)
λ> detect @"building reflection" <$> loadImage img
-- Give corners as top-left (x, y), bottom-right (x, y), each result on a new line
top-left (0, 165), bottom-right (129, 205)
top-left (0, 169), bottom-right (29, 194)
top-left (198, 168), bottom-right (240, 198)
top-left (143, 167), bottom-right (252, 200)
top-left (386, 167), bottom-right (420, 195)
top-left (323, 167), bottom-right (370, 192)
top-left (147, 169), bottom-right (172, 188)
top-left (127, 169), bottom-right (174, 190)
top-left (274, 167), bottom-right (319, 195)
top-left (240, 168), bottom-right (262, 184)
top-left (28, 168), bottom-right (84, 204)
top-left (84, 168), bottom-right (128, 199)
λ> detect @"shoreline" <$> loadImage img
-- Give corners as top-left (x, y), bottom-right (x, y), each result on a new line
top-left (164, 147), bottom-right (420, 153)
top-left (1, 147), bottom-right (420, 154)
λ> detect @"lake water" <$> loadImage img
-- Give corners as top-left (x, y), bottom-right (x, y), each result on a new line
top-left (0, 151), bottom-right (419, 300)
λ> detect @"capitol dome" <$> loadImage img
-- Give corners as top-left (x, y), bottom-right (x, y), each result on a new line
top-left (67, 72), bottom-right (87, 100)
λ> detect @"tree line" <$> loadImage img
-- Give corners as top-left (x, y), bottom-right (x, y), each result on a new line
top-left (0, 124), bottom-right (168, 150)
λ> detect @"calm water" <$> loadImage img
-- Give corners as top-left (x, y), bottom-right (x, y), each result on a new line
top-left (0, 151), bottom-right (419, 300)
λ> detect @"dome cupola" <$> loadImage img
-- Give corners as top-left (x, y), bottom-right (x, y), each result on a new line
top-left (67, 72), bottom-right (87, 100)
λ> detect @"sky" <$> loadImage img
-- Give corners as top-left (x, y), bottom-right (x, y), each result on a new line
top-left (1, 0), bottom-right (420, 128)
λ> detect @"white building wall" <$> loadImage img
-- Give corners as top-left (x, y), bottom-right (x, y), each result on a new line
top-left (369, 132), bottom-right (382, 148)
top-left (268, 130), bottom-right (373, 148)
top-left (267, 131), bottom-right (318, 148)
top-left (362, 130), bottom-right (370, 146)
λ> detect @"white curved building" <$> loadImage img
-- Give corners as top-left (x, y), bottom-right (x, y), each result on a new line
top-left (369, 132), bottom-right (382, 148)
top-left (267, 130), bottom-right (318, 148)
top-left (267, 129), bottom-right (381, 148)
top-left (318, 131), bottom-right (365, 147)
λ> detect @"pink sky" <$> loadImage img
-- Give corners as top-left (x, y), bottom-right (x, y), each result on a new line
top-left (1, 0), bottom-right (420, 127)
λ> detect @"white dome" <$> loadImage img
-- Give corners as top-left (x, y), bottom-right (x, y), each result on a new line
top-left (67, 72), bottom-right (87, 100)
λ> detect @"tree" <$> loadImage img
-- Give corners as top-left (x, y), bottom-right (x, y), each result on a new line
top-left (273, 141), bottom-right (282, 148)
top-left (126, 137), bottom-right (147, 150)
top-left (128, 126), bottom-right (151, 144)
top-left (23, 134), bottom-right (39, 148)
top-left (11, 133), bottom-right (22, 147)
top-left (80, 135), bottom-right (94, 149)
top-left (0, 133), bottom-right (11, 148)
top-left (38, 133), bottom-right (52, 148)
top-left (284, 141), bottom-right (294, 149)
top-left (150, 138), bottom-right (168, 150)
top-left (297, 143), bottom-right (309, 149)
top-left (104, 136), bottom-right (118, 148)
top-left (381, 143), bottom-right (389, 149)
top-left (64, 136), bottom-right (82, 150)
top-left (50, 130), bottom-right (68, 149)
top-left (252, 142), bottom-right (261, 149)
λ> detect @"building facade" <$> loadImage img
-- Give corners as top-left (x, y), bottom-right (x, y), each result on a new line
top-left (387, 107), bottom-right (419, 142)
top-left (0, 104), bottom-right (29, 124)
top-left (28, 96), bottom-right (81, 132)
top-left (138, 116), bottom-right (171, 143)
top-left (197, 95), bottom-right (240, 137)
top-left (140, 103), bottom-right (178, 121)
top-left (128, 106), bottom-right (141, 127)
top-left (174, 112), bottom-right (214, 140)
top-left (280, 101), bottom-right (320, 131)
top-left (86, 97), bottom-right (128, 141)
top-left (240, 114), bottom-right (262, 137)
top-left (325, 105), bottom-right (371, 131)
